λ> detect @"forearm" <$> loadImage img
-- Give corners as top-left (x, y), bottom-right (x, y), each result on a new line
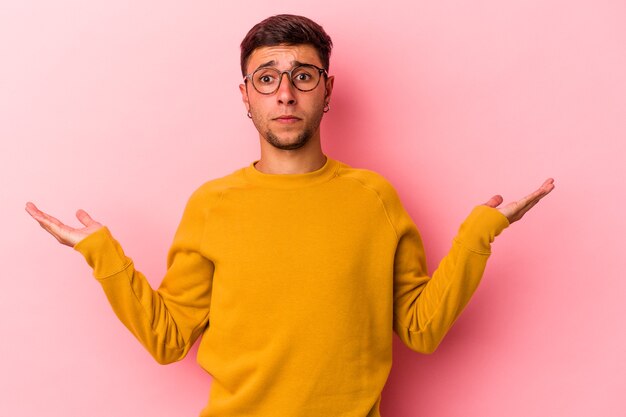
top-left (74, 227), bottom-right (212, 364)
top-left (394, 205), bottom-right (509, 353)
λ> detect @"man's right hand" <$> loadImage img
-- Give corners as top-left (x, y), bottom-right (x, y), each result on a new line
top-left (25, 202), bottom-right (103, 247)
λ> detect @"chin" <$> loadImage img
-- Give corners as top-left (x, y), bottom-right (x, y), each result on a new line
top-left (265, 131), bottom-right (311, 151)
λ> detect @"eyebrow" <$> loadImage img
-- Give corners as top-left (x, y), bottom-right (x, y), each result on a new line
top-left (257, 60), bottom-right (276, 69)
top-left (255, 60), bottom-right (308, 70)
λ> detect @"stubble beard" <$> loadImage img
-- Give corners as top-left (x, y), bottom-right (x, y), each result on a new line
top-left (264, 128), bottom-right (313, 150)
top-left (252, 106), bottom-right (325, 151)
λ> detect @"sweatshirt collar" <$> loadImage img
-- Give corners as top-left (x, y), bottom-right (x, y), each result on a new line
top-left (243, 156), bottom-right (339, 189)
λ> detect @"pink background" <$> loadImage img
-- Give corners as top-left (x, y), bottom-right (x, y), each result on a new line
top-left (2, 1), bottom-right (625, 416)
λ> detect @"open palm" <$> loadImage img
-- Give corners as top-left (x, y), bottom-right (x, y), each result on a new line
top-left (25, 202), bottom-right (103, 247)
top-left (483, 178), bottom-right (555, 224)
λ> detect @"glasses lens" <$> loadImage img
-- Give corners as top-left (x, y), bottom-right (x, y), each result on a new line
top-left (291, 65), bottom-right (321, 91)
top-left (252, 68), bottom-right (281, 94)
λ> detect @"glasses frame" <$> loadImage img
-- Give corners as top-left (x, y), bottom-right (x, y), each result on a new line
top-left (244, 64), bottom-right (328, 95)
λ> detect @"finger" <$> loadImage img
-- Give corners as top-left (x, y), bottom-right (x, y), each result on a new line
top-left (25, 201), bottom-right (44, 219)
top-left (507, 198), bottom-right (541, 223)
top-left (520, 181), bottom-right (555, 210)
top-left (36, 209), bottom-right (67, 229)
top-left (536, 178), bottom-right (555, 197)
top-left (506, 183), bottom-right (554, 222)
top-left (484, 195), bottom-right (503, 208)
top-left (25, 202), bottom-right (65, 228)
top-left (39, 220), bottom-right (68, 242)
top-left (26, 202), bottom-right (76, 240)
top-left (31, 213), bottom-right (71, 243)
top-left (542, 179), bottom-right (555, 194)
top-left (76, 209), bottom-right (98, 227)
top-left (515, 179), bottom-right (555, 209)
top-left (519, 198), bottom-right (541, 216)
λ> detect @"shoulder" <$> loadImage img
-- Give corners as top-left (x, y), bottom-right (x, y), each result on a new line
top-left (334, 160), bottom-right (412, 233)
top-left (185, 167), bottom-right (248, 208)
top-left (334, 160), bottom-right (402, 204)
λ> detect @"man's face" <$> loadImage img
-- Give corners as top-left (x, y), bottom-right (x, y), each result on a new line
top-left (239, 44), bottom-right (334, 151)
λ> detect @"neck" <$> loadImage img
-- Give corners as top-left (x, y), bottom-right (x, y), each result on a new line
top-left (255, 133), bottom-right (326, 174)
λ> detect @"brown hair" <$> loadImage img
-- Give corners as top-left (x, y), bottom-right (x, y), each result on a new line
top-left (240, 14), bottom-right (333, 76)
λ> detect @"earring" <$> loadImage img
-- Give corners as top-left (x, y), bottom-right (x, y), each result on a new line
top-left (247, 111), bottom-right (252, 118)
top-left (323, 104), bottom-right (330, 113)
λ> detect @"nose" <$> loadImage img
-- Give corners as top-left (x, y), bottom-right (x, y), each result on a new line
top-left (276, 72), bottom-right (297, 105)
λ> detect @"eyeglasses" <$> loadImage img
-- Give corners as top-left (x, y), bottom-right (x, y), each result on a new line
top-left (244, 64), bottom-right (328, 95)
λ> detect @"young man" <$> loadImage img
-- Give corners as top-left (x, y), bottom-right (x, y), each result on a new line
top-left (26, 14), bottom-right (554, 417)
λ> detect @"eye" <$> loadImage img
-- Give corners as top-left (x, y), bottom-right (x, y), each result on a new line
top-left (257, 74), bottom-right (275, 84)
top-left (293, 68), bottom-right (314, 81)
top-left (294, 72), bottom-right (312, 81)
top-left (253, 68), bottom-right (279, 85)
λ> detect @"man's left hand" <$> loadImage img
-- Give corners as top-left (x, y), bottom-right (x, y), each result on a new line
top-left (484, 178), bottom-right (555, 224)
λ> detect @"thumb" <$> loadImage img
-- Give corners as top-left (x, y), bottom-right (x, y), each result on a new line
top-left (484, 195), bottom-right (503, 208)
top-left (76, 209), bottom-right (99, 227)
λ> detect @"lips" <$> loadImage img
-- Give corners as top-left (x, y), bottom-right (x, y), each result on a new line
top-left (273, 115), bottom-right (301, 124)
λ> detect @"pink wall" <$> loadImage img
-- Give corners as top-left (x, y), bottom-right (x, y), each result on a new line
top-left (2, 1), bottom-right (624, 416)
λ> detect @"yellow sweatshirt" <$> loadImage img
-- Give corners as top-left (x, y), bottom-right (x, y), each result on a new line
top-left (74, 156), bottom-right (509, 417)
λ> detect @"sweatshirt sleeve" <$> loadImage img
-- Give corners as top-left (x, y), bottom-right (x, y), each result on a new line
top-left (73, 190), bottom-right (215, 364)
top-left (391, 201), bottom-right (509, 354)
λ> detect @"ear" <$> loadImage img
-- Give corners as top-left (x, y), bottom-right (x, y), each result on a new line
top-left (323, 75), bottom-right (335, 105)
top-left (239, 83), bottom-right (250, 112)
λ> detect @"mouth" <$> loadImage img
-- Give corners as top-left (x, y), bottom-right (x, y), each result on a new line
top-left (273, 115), bottom-right (302, 124)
